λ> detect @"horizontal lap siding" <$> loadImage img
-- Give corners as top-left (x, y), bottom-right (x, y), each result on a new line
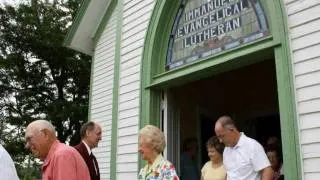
top-left (285, 0), bottom-right (320, 179)
top-left (116, 0), bottom-right (155, 179)
top-left (90, 6), bottom-right (118, 180)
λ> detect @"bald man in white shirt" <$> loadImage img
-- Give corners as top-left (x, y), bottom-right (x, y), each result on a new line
top-left (215, 115), bottom-right (274, 180)
top-left (0, 143), bottom-right (19, 180)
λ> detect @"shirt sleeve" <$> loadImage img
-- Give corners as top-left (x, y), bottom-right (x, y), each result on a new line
top-left (0, 148), bottom-right (19, 180)
top-left (251, 141), bottom-right (271, 171)
top-left (161, 163), bottom-right (180, 180)
top-left (201, 161), bottom-right (208, 177)
top-left (53, 151), bottom-right (78, 180)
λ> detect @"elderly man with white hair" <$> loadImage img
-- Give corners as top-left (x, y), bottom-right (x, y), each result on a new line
top-left (25, 120), bottom-right (90, 180)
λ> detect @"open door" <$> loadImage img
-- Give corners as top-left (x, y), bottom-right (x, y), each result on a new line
top-left (162, 90), bottom-right (181, 175)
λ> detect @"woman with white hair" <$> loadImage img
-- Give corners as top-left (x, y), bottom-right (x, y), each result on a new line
top-left (138, 125), bottom-right (179, 180)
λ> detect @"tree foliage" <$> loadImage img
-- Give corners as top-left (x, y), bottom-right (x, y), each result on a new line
top-left (0, 0), bottom-right (91, 177)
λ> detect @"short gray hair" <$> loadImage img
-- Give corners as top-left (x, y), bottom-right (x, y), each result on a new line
top-left (139, 125), bottom-right (166, 153)
top-left (80, 121), bottom-right (96, 139)
top-left (217, 115), bottom-right (237, 130)
top-left (27, 120), bottom-right (56, 135)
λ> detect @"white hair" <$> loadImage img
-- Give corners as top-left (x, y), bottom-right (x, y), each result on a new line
top-left (139, 125), bottom-right (166, 153)
top-left (28, 120), bottom-right (56, 134)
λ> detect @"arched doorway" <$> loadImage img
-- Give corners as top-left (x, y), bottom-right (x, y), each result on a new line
top-left (140, 0), bottom-right (301, 179)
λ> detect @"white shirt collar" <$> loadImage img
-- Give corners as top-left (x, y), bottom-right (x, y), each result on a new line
top-left (82, 140), bottom-right (92, 155)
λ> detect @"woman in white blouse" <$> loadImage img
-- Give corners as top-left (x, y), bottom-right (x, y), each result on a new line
top-left (201, 136), bottom-right (226, 180)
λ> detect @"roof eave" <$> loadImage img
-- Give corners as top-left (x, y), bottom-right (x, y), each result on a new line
top-left (63, 0), bottom-right (111, 56)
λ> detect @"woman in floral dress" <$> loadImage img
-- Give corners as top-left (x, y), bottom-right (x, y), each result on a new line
top-left (138, 125), bottom-right (179, 180)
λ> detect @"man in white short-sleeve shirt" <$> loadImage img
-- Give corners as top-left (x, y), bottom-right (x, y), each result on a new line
top-left (215, 115), bottom-right (274, 180)
top-left (0, 143), bottom-right (19, 180)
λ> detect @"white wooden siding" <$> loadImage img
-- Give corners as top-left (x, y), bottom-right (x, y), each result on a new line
top-left (115, 0), bottom-right (155, 179)
top-left (285, 0), bottom-right (320, 179)
top-left (90, 5), bottom-right (118, 180)
top-left (89, 0), bottom-right (320, 179)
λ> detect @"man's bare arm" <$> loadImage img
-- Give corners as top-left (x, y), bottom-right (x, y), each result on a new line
top-left (261, 166), bottom-right (274, 180)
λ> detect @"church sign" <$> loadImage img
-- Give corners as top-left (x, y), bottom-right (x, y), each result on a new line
top-left (166, 0), bottom-right (269, 70)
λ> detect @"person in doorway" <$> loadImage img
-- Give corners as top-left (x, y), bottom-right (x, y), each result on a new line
top-left (138, 125), bottom-right (179, 180)
top-left (201, 136), bottom-right (226, 180)
top-left (180, 138), bottom-right (200, 180)
top-left (266, 146), bottom-right (284, 180)
top-left (266, 136), bottom-right (281, 150)
top-left (25, 120), bottom-right (90, 180)
top-left (214, 115), bottom-right (274, 180)
top-left (0, 143), bottom-right (19, 180)
top-left (74, 121), bottom-right (102, 180)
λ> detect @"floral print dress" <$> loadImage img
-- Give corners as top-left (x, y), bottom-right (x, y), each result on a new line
top-left (138, 154), bottom-right (179, 180)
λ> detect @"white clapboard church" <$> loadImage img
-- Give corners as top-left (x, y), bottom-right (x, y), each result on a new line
top-left (64, 0), bottom-right (320, 179)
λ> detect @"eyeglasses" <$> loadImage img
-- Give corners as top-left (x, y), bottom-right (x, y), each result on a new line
top-left (25, 129), bottom-right (44, 147)
top-left (25, 135), bottom-right (35, 148)
top-left (216, 128), bottom-right (234, 141)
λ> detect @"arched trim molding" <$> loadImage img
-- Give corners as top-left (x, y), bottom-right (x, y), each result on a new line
top-left (140, 1), bottom-right (302, 179)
